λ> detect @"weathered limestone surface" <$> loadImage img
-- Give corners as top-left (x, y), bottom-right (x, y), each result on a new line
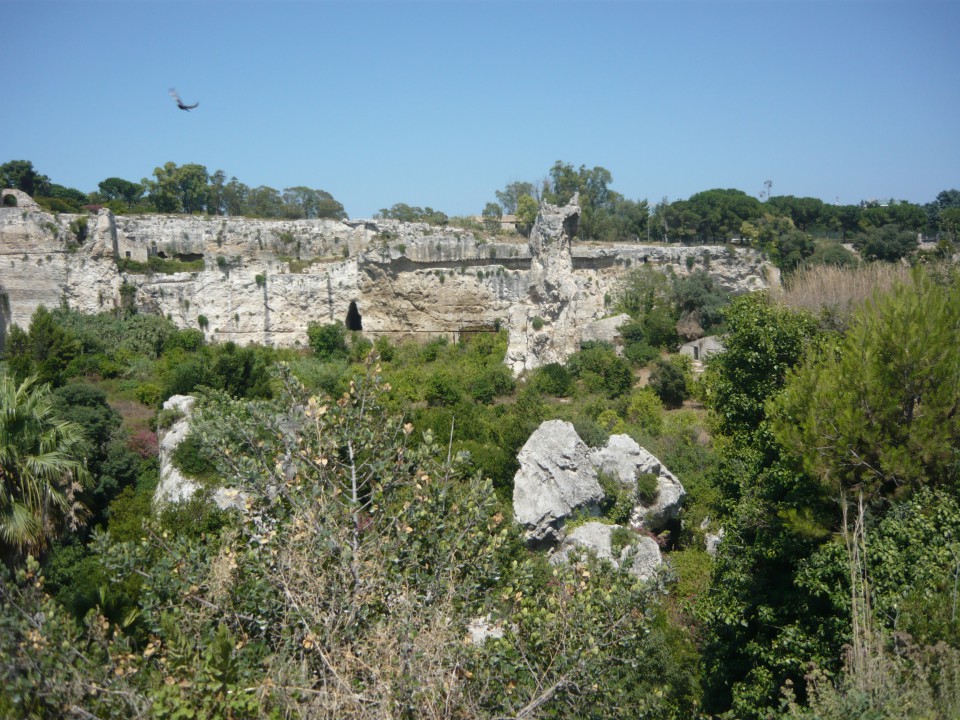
top-left (581, 313), bottom-right (632, 346)
top-left (512, 420), bottom-right (604, 547)
top-left (1, 189), bottom-right (40, 209)
top-left (505, 195), bottom-right (589, 373)
top-left (155, 395), bottom-right (200, 506)
top-left (588, 435), bottom-right (685, 530)
top-left (0, 197), bottom-right (776, 368)
top-left (512, 420), bottom-right (685, 547)
top-left (550, 521), bottom-right (663, 581)
top-left (154, 394), bottom-right (245, 511)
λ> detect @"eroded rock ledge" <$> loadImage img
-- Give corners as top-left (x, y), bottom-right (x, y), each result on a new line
top-left (0, 195), bottom-right (776, 371)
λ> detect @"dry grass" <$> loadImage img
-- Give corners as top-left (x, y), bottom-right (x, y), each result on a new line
top-left (107, 396), bottom-right (155, 433)
top-left (773, 263), bottom-right (913, 327)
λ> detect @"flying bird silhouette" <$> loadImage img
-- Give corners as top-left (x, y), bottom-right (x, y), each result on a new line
top-left (169, 88), bottom-right (199, 111)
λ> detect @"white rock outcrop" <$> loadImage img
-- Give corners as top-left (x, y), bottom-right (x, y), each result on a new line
top-left (580, 313), bottom-right (633, 347)
top-left (551, 521), bottom-right (663, 581)
top-left (512, 420), bottom-right (604, 547)
top-left (154, 395), bottom-right (200, 506)
top-left (153, 394), bottom-right (245, 511)
top-left (505, 195), bottom-right (587, 373)
top-left (466, 615), bottom-right (505, 646)
top-left (513, 421), bottom-right (685, 547)
top-left (619, 534), bottom-right (664, 580)
top-left (588, 435), bottom-right (685, 530)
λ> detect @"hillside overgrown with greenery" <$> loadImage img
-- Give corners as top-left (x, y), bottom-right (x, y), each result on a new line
top-left (2, 159), bottom-right (960, 717)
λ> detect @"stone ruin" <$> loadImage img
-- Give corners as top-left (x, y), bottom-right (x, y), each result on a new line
top-left (1, 188), bottom-right (40, 209)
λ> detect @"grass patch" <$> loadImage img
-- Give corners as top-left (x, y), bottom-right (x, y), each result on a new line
top-left (117, 256), bottom-right (206, 275)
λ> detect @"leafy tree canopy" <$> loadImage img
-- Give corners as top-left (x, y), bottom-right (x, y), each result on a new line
top-left (772, 269), bottom-right (960, 498)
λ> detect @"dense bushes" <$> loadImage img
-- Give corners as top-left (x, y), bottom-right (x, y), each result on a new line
top-left (568, 343), bottom-right (633, 398)
top-left (0, 359), bottom-right (704, 719)
top-left (3, 262), bottom-right (957, 719)
top-left (306, 320), bottom-right (349, 361)
top-left (649, 356), bottom-right (691, 408)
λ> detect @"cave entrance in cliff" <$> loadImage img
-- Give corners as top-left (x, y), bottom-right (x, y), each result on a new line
top-left (346, 301), bottom-right (362, 331)
top-left (2, 194), bottom-right (17, 207)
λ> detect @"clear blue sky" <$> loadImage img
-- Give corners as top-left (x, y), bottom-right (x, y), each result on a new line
top-left (4, 0), bottom-right (958, 218)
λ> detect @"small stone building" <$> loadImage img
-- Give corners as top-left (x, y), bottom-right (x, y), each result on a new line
top-left (679, 335), bottom-right (725, 361)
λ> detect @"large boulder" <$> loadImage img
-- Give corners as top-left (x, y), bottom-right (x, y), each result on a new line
top-left (551, 521), bottom-right (663, 581)
top-left (552, 521), bottom-right (619, 563)
top-left (588, 434), bottom-right (685, 531)
top-left (153, 394), bottom-right (244, 511)
top-left (619, 535), bottom-right (663, 581)
top-left (154, 395), bottom-right (200, 507)
top-left (512, 420), bottom-right (604, 547)
top-left (512, 421), bottom-right (685, 548)
top-left (580, 313), bottom-right (632, 347)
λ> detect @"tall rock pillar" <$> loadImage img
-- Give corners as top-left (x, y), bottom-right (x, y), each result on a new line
top-left (506, 194), bottom-right (583, 374)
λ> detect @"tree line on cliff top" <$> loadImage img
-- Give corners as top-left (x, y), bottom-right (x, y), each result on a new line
top-left (4, 158), bottom-right (960, 267)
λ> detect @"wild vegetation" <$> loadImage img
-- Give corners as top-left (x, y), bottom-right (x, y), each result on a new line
top-left (2, 159), bottom-right (960, 718)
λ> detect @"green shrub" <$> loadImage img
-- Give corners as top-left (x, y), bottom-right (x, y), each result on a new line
top-left (68, 216), bottom-right (88, 244)
top-left (156, 406), bottom-right (185, 430)
top-left (635, 472), bottom-right (659, 504)
top-left (171, 434), bottom-right (218, 483)
top-left (649, 357), bottom-right (689, 408)
top-left (569, 344), bottom-right (634, 399)
top-left (306, 321), bottom-right (349, 361)
top-left (573, 417), bottom-right (608, 448)
top-left (349, 333), bottom-right (373, 362)
top-left (165, 327), bottom-right (205, 352)
top-left (809, 240), bottom-right (857, 268)
top-left (530, 362), bottom-right (572, 397)
top-left (619, 318), bottom-right (646, 344)
top-left (598, 469), bottom-right (635, 525)
top-left (287, 357), bottom-right (351, 397)
top-left (373, 335), bottom-right (395, 362)
top-left (425, 372), bottom-right (462, 407)
top-left (134, 383), bottom-right (162, 407)
top-left (626, 388), bottom-right (664, 435)
top-left (624, 341), bottom-right (659, 366)
top-left (420, 336), bottom-right (449, 362)
top-left (643, 306), bottom-right (681, 349)
top-left (162, 355), bottom-right (215, 398)
top-left (531, 315), bottom-right (545, 331)
top-left (469, 374), bottom-right (497, 404)
top-left (610, 525), bottom-right (638, 555)
top-left (596, 408), bottom-right (625, 434)
top-left (669, 548), bottom-right (713, 605)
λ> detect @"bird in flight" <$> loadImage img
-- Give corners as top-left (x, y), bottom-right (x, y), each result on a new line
top-left (169, 88), bottom-right (199, 111)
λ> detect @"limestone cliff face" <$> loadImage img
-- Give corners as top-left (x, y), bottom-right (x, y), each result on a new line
top-left (0, 198), bottom-right (777, 370)
top-left (0, 207), bottom-right (123, 339)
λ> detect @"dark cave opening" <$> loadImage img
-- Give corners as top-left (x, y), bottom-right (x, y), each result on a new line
top-left (346, 301), bottom-right (362, 331)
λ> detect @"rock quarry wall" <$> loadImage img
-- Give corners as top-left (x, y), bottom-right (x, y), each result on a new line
top-left (0, 195), bottom-right (778, 371)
